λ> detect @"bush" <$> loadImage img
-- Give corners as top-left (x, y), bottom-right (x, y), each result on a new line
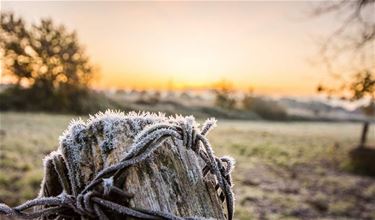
top-left (349, 147), bottom-right (375, 176)
top-left (242, 95), bottom-right (288, 120)
top-left (215, 90), bottom-right (236, 109)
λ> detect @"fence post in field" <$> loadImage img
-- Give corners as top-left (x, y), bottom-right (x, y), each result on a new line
top-left (359, 121), bottom-right (369, 148)
top-left (32, 111), bottom-right (234, 220)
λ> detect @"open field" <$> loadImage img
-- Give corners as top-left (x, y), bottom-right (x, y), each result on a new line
top-left (0, 112), bottom-right (374, 219)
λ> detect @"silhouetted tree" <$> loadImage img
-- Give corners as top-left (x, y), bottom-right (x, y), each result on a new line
top-left (0, 12), bottom-right (95, 113)
top-left (313, 0), bottom-right (374, 148)
top-left (314, 0), bottom-right (374, 106)
top-left (214, 80), bottom-right (236, 109)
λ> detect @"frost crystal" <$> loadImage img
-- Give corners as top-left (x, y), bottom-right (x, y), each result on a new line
top-left (3, 110), bottom-right (236, 220)
top-left (56, 110), bottom-right (204, 187)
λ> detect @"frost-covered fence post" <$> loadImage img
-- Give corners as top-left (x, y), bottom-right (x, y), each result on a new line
top-left (0, 111), bottom-right (235, 220)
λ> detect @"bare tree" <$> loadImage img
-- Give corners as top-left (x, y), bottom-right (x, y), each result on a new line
top-left (315, 0), bottom-right (374, 97)
top-left (314, 0), bottom-right (374, 147)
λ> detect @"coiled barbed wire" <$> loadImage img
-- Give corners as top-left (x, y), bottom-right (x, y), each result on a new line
top-left (0, 116), bottom-right (234, 220)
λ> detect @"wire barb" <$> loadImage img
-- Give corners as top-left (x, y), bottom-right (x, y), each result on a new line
top-left (0, 113), bottom-right (235, 220)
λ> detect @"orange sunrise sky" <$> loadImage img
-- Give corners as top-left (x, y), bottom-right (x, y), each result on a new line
top-left (1, 1), bottom-right (346, 96)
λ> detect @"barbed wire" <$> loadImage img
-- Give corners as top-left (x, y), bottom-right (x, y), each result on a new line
top-left (0, 116), bottom-right (234, 220)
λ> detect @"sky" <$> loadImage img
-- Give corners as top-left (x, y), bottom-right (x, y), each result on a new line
top-left (1, 1), bottom-right (344, 96)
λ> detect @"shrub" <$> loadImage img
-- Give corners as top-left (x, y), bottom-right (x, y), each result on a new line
top-left (214, 80), bottom-right (237, 109)
top-left (242, 95), bottom-right (288, 120)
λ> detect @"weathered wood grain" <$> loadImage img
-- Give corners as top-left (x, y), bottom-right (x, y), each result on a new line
top-left (40, 112), bottom-right (227, 219)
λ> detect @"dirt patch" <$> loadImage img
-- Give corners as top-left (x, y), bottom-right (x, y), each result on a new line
top-left (238, 162), bottom-right (375, 220)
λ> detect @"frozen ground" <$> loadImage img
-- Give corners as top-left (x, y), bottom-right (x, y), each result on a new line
top-left (0, 112), bottom-right (374, 219)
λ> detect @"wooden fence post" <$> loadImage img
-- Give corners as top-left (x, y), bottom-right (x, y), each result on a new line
top-left (37, 111), bottom-right (232, 219)
top-left (359, 121), bottom-right (369, 148)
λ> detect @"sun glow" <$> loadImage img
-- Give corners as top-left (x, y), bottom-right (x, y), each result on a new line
top-left (2, 1), bottom-right (341, 95)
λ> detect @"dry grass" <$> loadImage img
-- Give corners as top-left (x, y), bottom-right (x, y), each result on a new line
top-left (0, 112), bottom-right (374, 219)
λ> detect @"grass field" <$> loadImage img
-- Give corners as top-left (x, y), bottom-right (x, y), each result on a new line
top-left (0, 112), bottom-right (374, 219)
